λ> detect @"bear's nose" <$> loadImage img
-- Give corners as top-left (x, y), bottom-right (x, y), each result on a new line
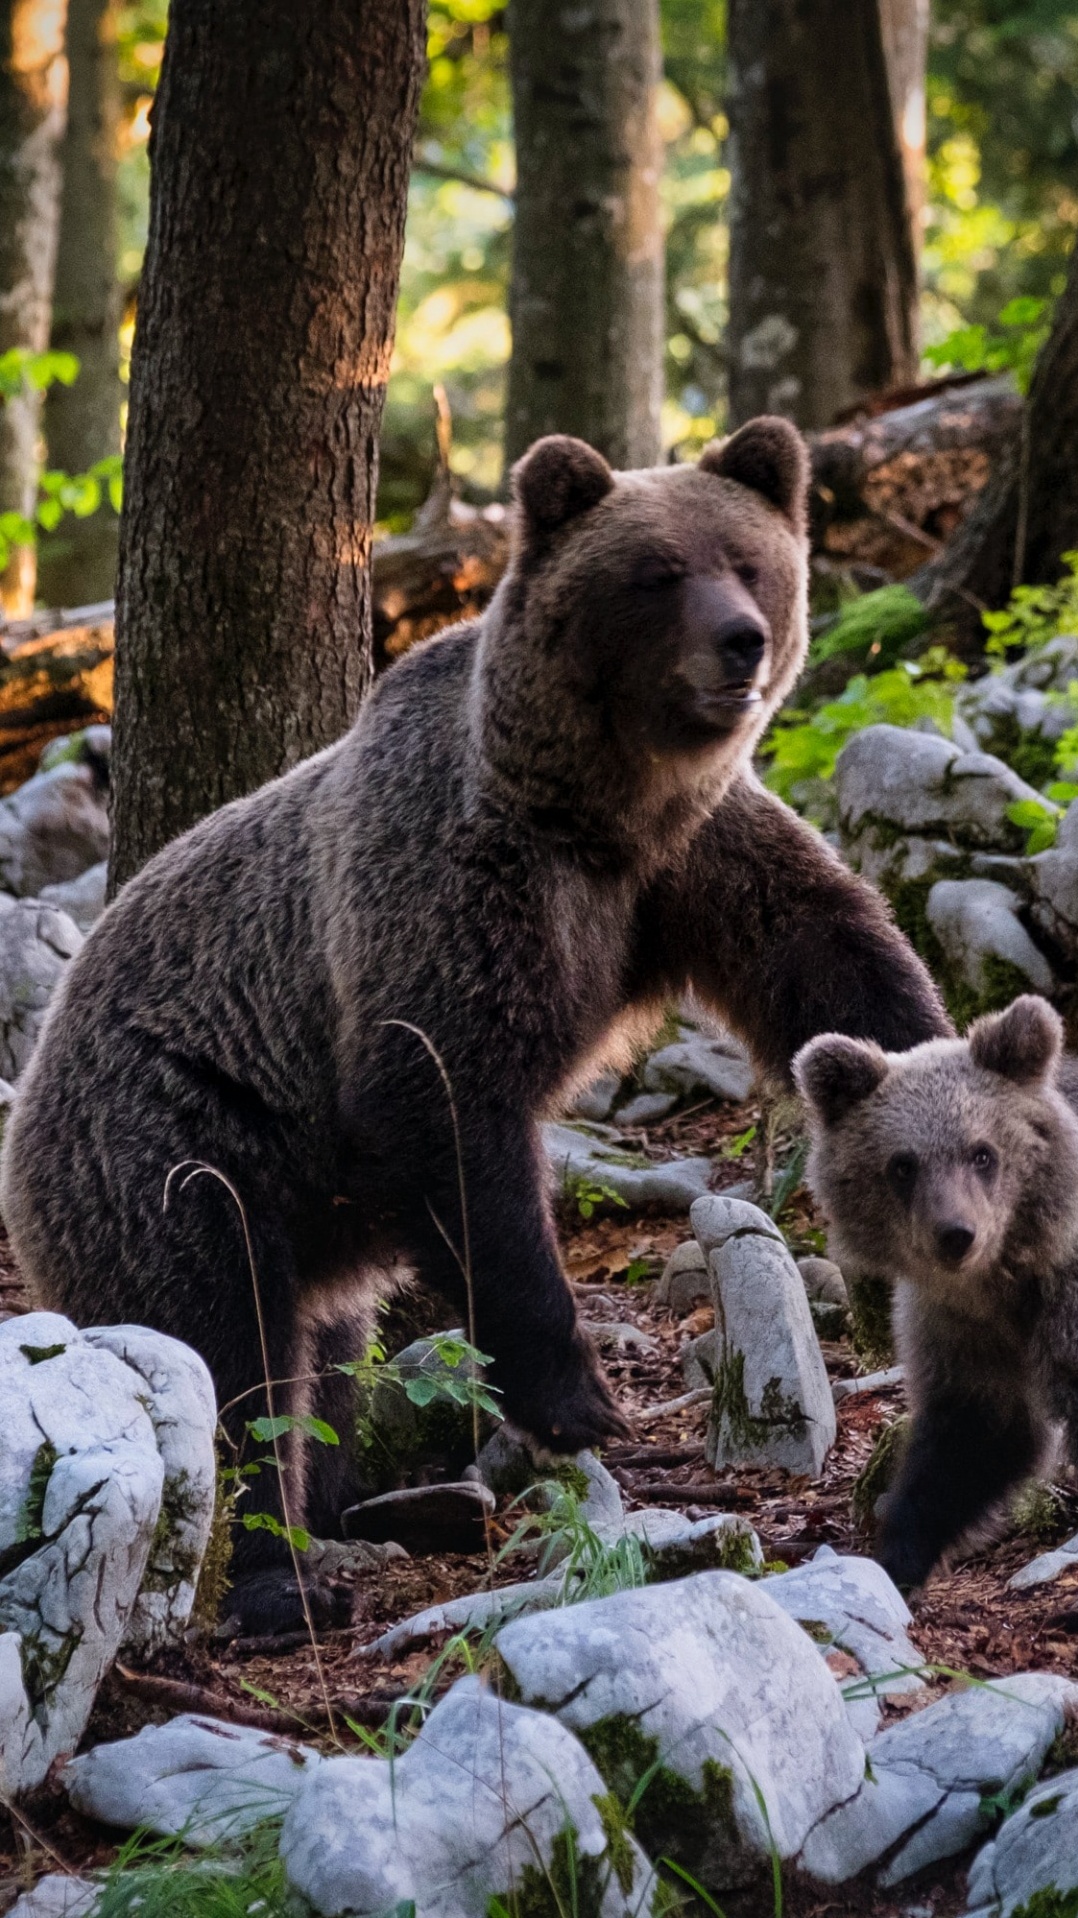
top-left (936, 1222), bottom-right (976, 1264)
top-left (715, 616), bottom-right (767, 684)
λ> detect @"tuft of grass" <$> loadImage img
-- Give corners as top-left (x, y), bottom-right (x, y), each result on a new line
top-left (93, 1823), bottom-right (289, 1918)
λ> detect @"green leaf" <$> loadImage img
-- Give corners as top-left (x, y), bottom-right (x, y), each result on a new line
top-left (240, 1513), bottom-right (311, 1550)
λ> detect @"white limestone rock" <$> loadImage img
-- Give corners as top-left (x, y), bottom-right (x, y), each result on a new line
top-left (357, 1573), bottom-right (572, 1658)
top-left (65, 1713), bottom-right (323, 1842)
top-left (614, 1508), bottom-right (763, 1579)
top-left (40, 861), bottom-right (107, 934)
top-left (567, 1069), bottom-right (622, 1122)
top-left (1030, 797), bottom-right (1078, 959)
top-left (965, 1764), bottom-right (1078, 1917)
top-left (691, 1197), bottom-right (836, 1475)
top-left (800, 1671), bottom-right (1077, 1887)
top-left (0, 897), bottom-right (82, 1080)
top-left (763, 1546), bottom-right (923, 1741)
top-left (280, 1675), bottom-right (656, 1918)
top-left (614, 1091), bottom-right (677, 1126)
top-left (926, 877), bottom-right (1056, 998)
top-left (642, 1028), bottom-right (755, 1105)
top-left (84, 1326), bottom-right (217, 1655)
top-left (0, 1313), bottom-right (165, 1793)
top-left (544, 1122), bottom-right (713, 1212)
top-left (1007, 1528), bottom-right (1078, 1591)
top-left (836, 726), bottom-right (1053, 861)
top-left (495, 1570), bottom-right (865, 1893)
top-left (0, 759), bottom-right (109, 899)
top-left (797, 1258), bottom-right (849, 1307)
top-left (7, 1877), bottom-right (99, 1918)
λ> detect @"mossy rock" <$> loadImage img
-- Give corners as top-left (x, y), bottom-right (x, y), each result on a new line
top-left (579, 1714), bottom-right (751, 1895)
top-left (852, 1415), bottom-right (910, 1532)
top-left (847, 1273), bottom-right (895, 1368)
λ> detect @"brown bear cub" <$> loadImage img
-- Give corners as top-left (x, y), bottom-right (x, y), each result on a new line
top-left (795, 997), bottom-right (1078, 1592)
top-left (2, 420), bottom-right (949, 1634)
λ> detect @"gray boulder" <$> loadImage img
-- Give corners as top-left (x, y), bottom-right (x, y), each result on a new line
top-left (40, 861), bottom-right (107, 933)
top-left (656, 1239), bottom-right (710, 1313)
top-left (544, 1121), bottom-right (713, 1213)
top-left (926, 877), bottom-right (1055, 999)
top-left (965, 1764), bottom-right (1078, 1917)
top-left (65, 1714), bottom-right (323, 1842)
top-left (1007, 1527), bottom-right (1078, 1591)
top-left (496, 1570), bottom-right (865, 1893)
top-left (567, 1069), bottom-right (622, 1122)
top-left (0, 896), bottom-right (82, 1079)
top-left (762, 1546), bottom-right (922, 1740)
top-left (280, 1674), bottom-right (656, 1918)
top-left (800, 1671), bottom-right (1077, 1887)
top-left (836, 726), bottom-right (1053, 874)
top-left (0, 758), bottom-right (109, 898)
top-left (642, 1027), bottom-right (755, 1105)
top-left (689, 1196), bottom-right (836, 1476)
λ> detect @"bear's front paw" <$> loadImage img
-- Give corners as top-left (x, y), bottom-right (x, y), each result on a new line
top-left (876, 1516), bottom-right (937, 1597)
top-left (218, 1568), bottom-right (352, 1640)
top-left (507, 1331), bottom-right (631, 1453)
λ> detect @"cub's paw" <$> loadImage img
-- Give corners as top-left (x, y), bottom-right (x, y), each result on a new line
top-left (219, 1568), bottom-right (352, 1640)
top-left (875, 1521), bottom-right (935, 1598)
top-left (509, 1333), bottom-right (631, 1453)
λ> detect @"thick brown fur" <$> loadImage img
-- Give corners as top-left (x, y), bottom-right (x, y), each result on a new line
top-left (795, 997), bottom-right (1078, 1591)
top-left (2, 420), bottom-right (948, 1632)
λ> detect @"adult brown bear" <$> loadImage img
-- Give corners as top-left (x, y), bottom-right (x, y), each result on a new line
top-left (1, 421), bottom-right (948, 1630)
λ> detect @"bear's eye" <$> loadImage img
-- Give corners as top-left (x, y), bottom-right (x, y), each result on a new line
top-left (734, 561), bottom-right (759, 589)
top-left (631, 554), bottom-right (686, 591)
top-left (971, 1143), bottom-right (997, 1176)
top-left (887, 1152), bottom-right (918, 1194)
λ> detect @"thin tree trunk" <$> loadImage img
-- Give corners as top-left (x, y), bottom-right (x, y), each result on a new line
top-left (878, 0), bottom-right (929, 252)
top-left (0, 0), bottom-right (68, 614)
top-left (505, 0), bottom-right (664, 470)
top-left (38, 0), bottom-right (120, 607)
top-left (911, 240), bottom-right (1078, 640)
top-left (726, 0), bottom-right (919, 430)
top-left (109, 0), bottom-right (426, 892)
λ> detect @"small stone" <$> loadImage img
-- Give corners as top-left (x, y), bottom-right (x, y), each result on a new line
top-left (472, 1422), bottom-right (538, 1497)
top-left (810, 1299), bottom-right (851, 1340)
top-left (965, 1762), bottom-right (1078, 1917)
top-left (568, 1070), bottom-right (622, 1122)
top-left (279, 1674), bottom-right (656, 1917)
top-left (681, 1325), bottom-right (719, 1391)
top-left (496, 1570), bottom-right (866, 1893)
top-left (7, 1877), bottom-right (99, 1918)
top-left (589, 1320), bottom-right (659, 1353)
top-left (40, 861), bottom-right (107, 933)
top-left (798, 1257), bottom-right (849, 1306)
top-left (342, 1480), bottom-right (495, 1553)
top-left (643, 1029), bottom-right (755, 1104)
top-left (614, 1091), bottom-right (677, 1126)
top-left (616, 1508), bottom-right (763, 1579)
top-left (0, 758), bottom-right (109, 899)
top-left (1007, 1528), bottom-right (1078, 1591)
top-left (353, 1330), bottom-right (494, 1497)
top-left (304, 1537), bottom-right (407, 1579)
top-left (799, 1671), bottom-right (1078, 1887)
top-left (656, 1239), bottom-right (710, 1312)
top-left (65, 1714), bottom-right (323, 1842)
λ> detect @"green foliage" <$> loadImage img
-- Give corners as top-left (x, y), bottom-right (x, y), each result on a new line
top-left (982, 552), bottom-right (1078, 657)
top-left (924, 294), bottom-right (1051, 391)
top-left (811, 586), bottom-right (931, 667)
top-left (344, 1333), bottom-right (503, 1457)
top-left (501, 1480), bottom-right (649, 1601)
top-left (93, 1822), bottom-right (290, 1918)
top-left (764, 653), bottom-right (966, 817)
top-left (0, 348), bottom-right (123, 575)
top-left (568, 1176), bottom-right (630, 1222)
top-left (1007, 797), bottom-right (1060, 854)
top-left (720, 1124), bottom-right (756, 1162)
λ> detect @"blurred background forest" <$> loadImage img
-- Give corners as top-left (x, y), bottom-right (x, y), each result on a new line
top-left (4, 0), bottom-right (1078, 601)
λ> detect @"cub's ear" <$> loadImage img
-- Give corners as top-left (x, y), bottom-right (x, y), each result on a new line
top-left (512, 435), bottom-right (614, 551)
top-left (793, 1032), bottom-right (889, 1126)
top-left (968, 995), bottom-right (1063, 1086)
top-left (699, 416), bottom-right (810, 535)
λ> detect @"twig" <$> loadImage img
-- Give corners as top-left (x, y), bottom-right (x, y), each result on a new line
top-left (633, 1386), bottom-right (710, 1424)
top-left (412, 154), bottom-right (512, 199)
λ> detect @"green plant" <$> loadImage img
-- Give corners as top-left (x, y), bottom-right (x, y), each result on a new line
top-left (92, 1821), bottom-right (290, 1918)
top-left (500, 1481), bottom-right (648, 1602)
top-left (764, 652), bottom-right (966, 816)
top-left (982, 551), bottom-right (1078, 658)
top-left (567, 1176), bottom-right (629, 1222)
top-left (1006, 796), bottom-right (1060, 854)
top-left (720, 1124), bottom-right (756, 1162)
top-left (924, 294), bottom-right (1051, 393)
top-left (810, 584), bottom-right (930, 668)
top-left (0, 347), bottom-right (124, 574)
top-left (345, 1330), bottom-right (502, 1467)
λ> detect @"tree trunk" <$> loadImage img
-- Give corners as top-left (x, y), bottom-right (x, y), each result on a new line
top-left (38, 0), bottom-right (120, 607)
top-left (109, 0), bottom-right (426, 892)
top-left (878, 0), bottom-right (928, 251)
top-left (726, 0), bottom-right (919, 430)
top-left (910, 242), bottom-right (1078, 641)
top-left (505, 0), bottom-right (664, 470)
top-left (0, 0), bottom-right (68, 614)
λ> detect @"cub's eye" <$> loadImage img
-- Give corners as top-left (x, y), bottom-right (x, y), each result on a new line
top-left (887, 1152), bottom-right (918, 1193)
top-left (734, 561), bottom-right (759, 589)
top-left (971, 1143), bottom-right (997, 1175)
top-left (631, 554), bottom-right (686, 590)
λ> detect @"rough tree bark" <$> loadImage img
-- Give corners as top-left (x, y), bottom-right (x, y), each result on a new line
top-left (109, 0), bottom-right (426, 892)
top-left (38, 0), bottom-right (121, 607)
top-left (726, 0), bottom-right (919, 430)
top-left (505, 0), bottom-right (664, 470)
top-left (0, 0), bottom-right (68, 614)
top-left (911, 241), bottom-right (1078, 641)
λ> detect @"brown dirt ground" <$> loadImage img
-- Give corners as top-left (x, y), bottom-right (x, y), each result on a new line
top-left (3, 1093), bottom-right (1077, 1916)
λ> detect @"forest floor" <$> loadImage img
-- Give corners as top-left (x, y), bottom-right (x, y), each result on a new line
top-left (3, 1091), bottom-right (1078, 1916)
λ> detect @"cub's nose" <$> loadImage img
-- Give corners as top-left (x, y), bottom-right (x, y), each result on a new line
top-left (716, 616), bottom-right (767, 685)
top-left (936, 1222), bottom-right (976, 1264)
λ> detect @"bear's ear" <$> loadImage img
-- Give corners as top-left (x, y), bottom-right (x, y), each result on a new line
top-left (793, 1032), bottom-right (889, 1126)
top-left (699, 417), bottom-right (810, 535)
top-left (512, 435), bottom-right (614, 552)
top-left (968, 995), bottom-right (1063, 1087)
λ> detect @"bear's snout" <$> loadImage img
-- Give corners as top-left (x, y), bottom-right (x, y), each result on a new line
top-left (935, 1220), bottom-right (976, 1265)
top-left (678, 575), bottom-right (771, 711)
